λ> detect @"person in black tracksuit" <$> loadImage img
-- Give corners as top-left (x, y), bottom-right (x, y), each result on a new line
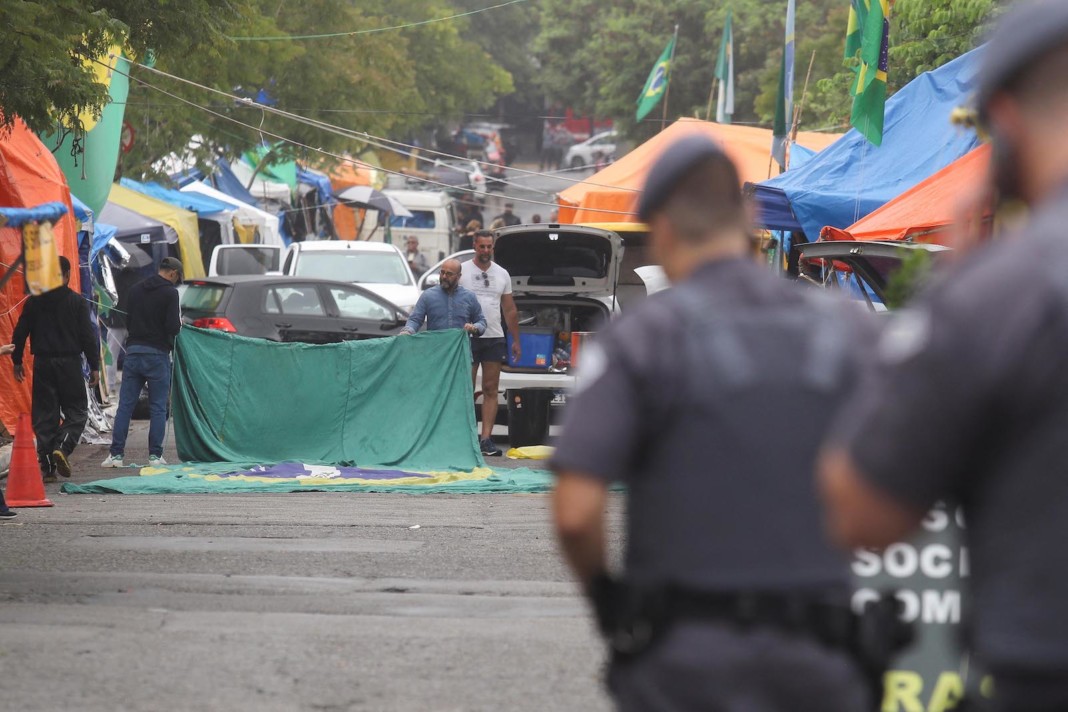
top-left (11, 256), bottom-right (100, 482)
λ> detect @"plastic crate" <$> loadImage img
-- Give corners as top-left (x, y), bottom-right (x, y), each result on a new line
top-left (507, 327), bottom-right (555, 369)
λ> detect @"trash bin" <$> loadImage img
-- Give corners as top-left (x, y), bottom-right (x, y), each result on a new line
top-left (506, 388), bottom-right (553, 448)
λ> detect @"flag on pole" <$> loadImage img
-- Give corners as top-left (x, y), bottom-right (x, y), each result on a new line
top-left (846, 0), bottom-right (892, 145)
top-left (636, 36), bottom-right (676, 122)
top-left (715, 11), bottom-right (735, 124)
top-left (772, 0), bottom-right (796, 169)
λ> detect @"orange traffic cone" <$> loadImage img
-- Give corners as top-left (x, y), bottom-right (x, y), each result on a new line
top-left (5, 413), bottom-right (53, 508)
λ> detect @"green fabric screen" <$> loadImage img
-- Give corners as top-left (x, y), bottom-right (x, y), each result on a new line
top-left (172, 328), bottom-right (484, 471)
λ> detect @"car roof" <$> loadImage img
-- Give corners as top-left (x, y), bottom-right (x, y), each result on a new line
top-left (186, 275), bottom-right (380, 288)
top-left (292, 240), bottom-right (401, 253)
top-left (383, 189), bottom-right (452, 206)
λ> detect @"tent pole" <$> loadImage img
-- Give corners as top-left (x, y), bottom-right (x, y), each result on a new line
top-left (660, 24), bottom-right (680, 132)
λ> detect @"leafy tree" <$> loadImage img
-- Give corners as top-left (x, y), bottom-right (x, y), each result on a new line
top-left (0, 0), bottom-right (252, 134)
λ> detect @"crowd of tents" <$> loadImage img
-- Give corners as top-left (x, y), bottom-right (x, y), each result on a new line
top-left (0, 45), bottom-right (985, 435)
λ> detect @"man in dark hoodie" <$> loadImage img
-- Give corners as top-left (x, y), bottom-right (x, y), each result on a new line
top-left (11, 255), bottom-right (100, 482)
top-left (102, 257), bottom-right (182, 468)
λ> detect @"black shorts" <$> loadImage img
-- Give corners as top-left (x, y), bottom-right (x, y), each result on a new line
top-left (471, 337), bottom-right (507, 364)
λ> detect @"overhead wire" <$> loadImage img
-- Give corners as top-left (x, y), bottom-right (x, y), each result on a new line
top-left (123, 58), bottom-right (639, 200)
top-left (112, 63), bottom-right (623, 216)
top-left (228, 0), bottom-right (529, 42)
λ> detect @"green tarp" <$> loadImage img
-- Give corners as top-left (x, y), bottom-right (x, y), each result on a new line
top-left (172, 328), bottom-right (485, 471)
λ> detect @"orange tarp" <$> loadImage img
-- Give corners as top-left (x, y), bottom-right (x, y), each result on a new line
top-left (325, 160), bottom-right (375, 240)
top-left (0, 119), bottom-right (81, 434)
top-left (557, 118), bottom-right (842, 224)
top-left (821, 144), bottom-right (991, 246)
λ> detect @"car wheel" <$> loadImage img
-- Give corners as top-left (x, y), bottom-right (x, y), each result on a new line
top-left (570, 156), bottom-right (585, 170)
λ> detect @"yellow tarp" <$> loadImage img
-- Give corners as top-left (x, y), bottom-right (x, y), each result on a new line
top-left (108, 183), bottom-right (206, 278)
top-left (557, 118), bottom-right (842, 224)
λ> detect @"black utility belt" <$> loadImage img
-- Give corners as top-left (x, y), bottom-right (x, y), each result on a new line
top-left (661, 589), bottom-right (855, 647)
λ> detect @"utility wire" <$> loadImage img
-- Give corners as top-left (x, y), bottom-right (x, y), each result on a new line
top-left (110, 61), bottom-right (638, 216)
top-left (229, 0), bottom-right (528, 42)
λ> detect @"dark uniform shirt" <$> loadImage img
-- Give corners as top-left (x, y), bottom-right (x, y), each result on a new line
top-left (837, 183), bottom-right (1068, 673)
top-left (11, 285), bottom-right (99, 369)
top-left (551, 256), bottom-right (875, 592)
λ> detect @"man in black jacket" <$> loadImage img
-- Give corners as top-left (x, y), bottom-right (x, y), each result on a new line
top-left (11, 256), bottom-right (100, 481)
top-left (102, 257), bottom-right (182, 468)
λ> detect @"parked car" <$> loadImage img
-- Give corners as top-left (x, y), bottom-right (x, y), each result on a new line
top-left (418, 250), bottom-right (476, 290)
top-left (209, 244), bottom-right (283, 276)
top-left (370, 189), bottom-right (459, 264)
top-left (281, 240), bottom-right (420, 315)
top-left (564, 130), bottom-right (618, 170)
top-left (180, 275), bottom-right (407, 343)
top-left (796, 240), bottom-right (950, 311)
top-left (422, 158), bottom-right (487, 197)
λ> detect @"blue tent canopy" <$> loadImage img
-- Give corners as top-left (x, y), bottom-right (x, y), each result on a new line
top-left (297, 166), bottom-right (335, 205)
top-left (750, 48), bottom-right (984, 239)
top-left (119, 177), bottom-right (234, 216)
top-left (210, 159), bottom-right (262, 208)
top-left (0, 202), bottom-right (67, 227)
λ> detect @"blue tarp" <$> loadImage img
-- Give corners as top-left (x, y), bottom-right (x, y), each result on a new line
top-left (88, 222), bottom-right (118, 265)
top-left (297, 166), bottom-right (335, 205)
top-left (0, 202), bottom-right (67, 227)
top-left (210, 159), bottom-right (263, 209)
top-left (119, 177), bottom-right (234, 216)
top-left (71, 194), bottom-right (93, 223)
top-left (750, 48), bottom-right (983, 239)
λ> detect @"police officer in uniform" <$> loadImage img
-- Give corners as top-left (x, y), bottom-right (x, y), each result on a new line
top-left (819, 3), bottom-right (1068, 710)
top-left (551, 136), bottom-right (878, 710)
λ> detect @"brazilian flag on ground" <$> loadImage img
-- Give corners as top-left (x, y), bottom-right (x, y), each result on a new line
top-left (846, 0), bottom-right (891, 146)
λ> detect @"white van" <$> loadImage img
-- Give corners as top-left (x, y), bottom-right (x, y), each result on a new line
top-left (281, 240), bottom-right (421, 315)
top-left (360, 189), bottom-right (458, 265)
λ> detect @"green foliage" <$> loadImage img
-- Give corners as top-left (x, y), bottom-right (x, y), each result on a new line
top-left (0, 0), bottom-right (248, 134)
top-left (884, 247), bottom-right (934, 310)
top-left (533, 0), bottom-right (1000, 143)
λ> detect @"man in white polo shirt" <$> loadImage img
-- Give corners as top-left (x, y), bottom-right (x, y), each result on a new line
top-left (461, 230), bottom-right (521, 456)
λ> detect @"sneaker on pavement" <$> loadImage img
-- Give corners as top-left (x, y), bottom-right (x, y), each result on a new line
top-left (52, 449), bottom-right (72, 478)
top-left (480, 437), bottom-right (502, 457)
top-left (148, 455), bottom-right (167, 466)
top-left (101, 454), bottom-right (124, 468)
top-left (0, 509), bottom-right (16, 519)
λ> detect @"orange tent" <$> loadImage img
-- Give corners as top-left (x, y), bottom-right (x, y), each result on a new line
top-left (0, 119), bottom-right (81, 433)
top-left (821, 144), bottom-right (991, 246)
top-left (324, 159), bottom-right (375, 240)
top-left (557, 118), bottom-right (842, 224)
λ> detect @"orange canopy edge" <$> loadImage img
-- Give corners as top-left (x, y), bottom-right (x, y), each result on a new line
top-left (821, 144), bottom-right (992, 246)
top-left (557, 118), bottom-right (841, 224)
top-left (0, 118), bottom-right (80, 433)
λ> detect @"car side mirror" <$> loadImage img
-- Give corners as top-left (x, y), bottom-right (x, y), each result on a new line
top-left (423, 273), bottom-right (440, 290)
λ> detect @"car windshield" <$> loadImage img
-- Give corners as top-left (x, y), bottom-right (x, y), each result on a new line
top-left (216, 247), bottom-right (279, 275)
top-left (296, 251), bottom-right (412, 285)
top-left (390, 210), bottom-right (436, 229)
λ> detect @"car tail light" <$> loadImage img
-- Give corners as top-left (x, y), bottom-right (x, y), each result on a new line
top-left (192, 317), bottom-right (237, 332)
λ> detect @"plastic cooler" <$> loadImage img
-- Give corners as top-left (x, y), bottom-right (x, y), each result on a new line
top-left (507, 327), bottom-right (555, 369)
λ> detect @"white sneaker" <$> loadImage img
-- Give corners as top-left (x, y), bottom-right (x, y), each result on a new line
top-left (101, 454), bottom-right (124, 468)
top-left (148, 455), bottom-right (167, 466)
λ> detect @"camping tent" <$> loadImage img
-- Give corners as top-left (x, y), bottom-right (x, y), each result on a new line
top-left (181, 180), bottom-right (284, 246)
top-left (556, 118), bottom-right (842, 224)
top-left (108, 183), bottom-right (206, 278)
top-left (121, 177), bottom-right (240, 264)
top-left (821, 144), bottom-right (991, 246)
top-left (750, 48), bottom-right (983, 240)
top-left (0, 119), bottom-right (81, 433)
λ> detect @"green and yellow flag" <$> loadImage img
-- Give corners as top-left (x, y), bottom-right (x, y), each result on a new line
top-left (846, 0), bottom-right (892, 146)
top-left (636, 35), bottom-right (676, 122)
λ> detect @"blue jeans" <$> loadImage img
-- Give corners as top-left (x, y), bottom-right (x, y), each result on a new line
top-left (110, 351), bottom-right (172, 458)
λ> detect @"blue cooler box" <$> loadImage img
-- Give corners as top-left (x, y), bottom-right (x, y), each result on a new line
top-left (507, 327), bottom-right (555, 369)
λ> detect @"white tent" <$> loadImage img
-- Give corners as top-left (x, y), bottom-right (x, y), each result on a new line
top-left (181, 180), bottom-right (283, 246)
top-left (225, 159), bottom-right (292, 213)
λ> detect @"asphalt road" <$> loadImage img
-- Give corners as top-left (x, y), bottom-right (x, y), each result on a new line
top-left (1, 420), bottom-right (623, 711)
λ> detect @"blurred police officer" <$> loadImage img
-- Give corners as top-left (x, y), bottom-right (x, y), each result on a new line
top-left (819, 3), bottom-right (1068, 709)
top-left (551, 135), bottom-right (876, 711)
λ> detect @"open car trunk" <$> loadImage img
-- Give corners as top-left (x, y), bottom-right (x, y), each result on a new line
top-left (504, 295), bottom-right (610, 374)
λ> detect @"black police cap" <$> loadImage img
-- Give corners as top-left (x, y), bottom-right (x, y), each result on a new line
top-left (977, 0), bottom-right (1068, 120)
top-left (638, 135), bottom-right (727, 222)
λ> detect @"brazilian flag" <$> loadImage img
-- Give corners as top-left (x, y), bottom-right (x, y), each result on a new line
top-left (846, 0), bottom-right (891, 146)
top-left (636, 36), bottom-right (676, 122)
